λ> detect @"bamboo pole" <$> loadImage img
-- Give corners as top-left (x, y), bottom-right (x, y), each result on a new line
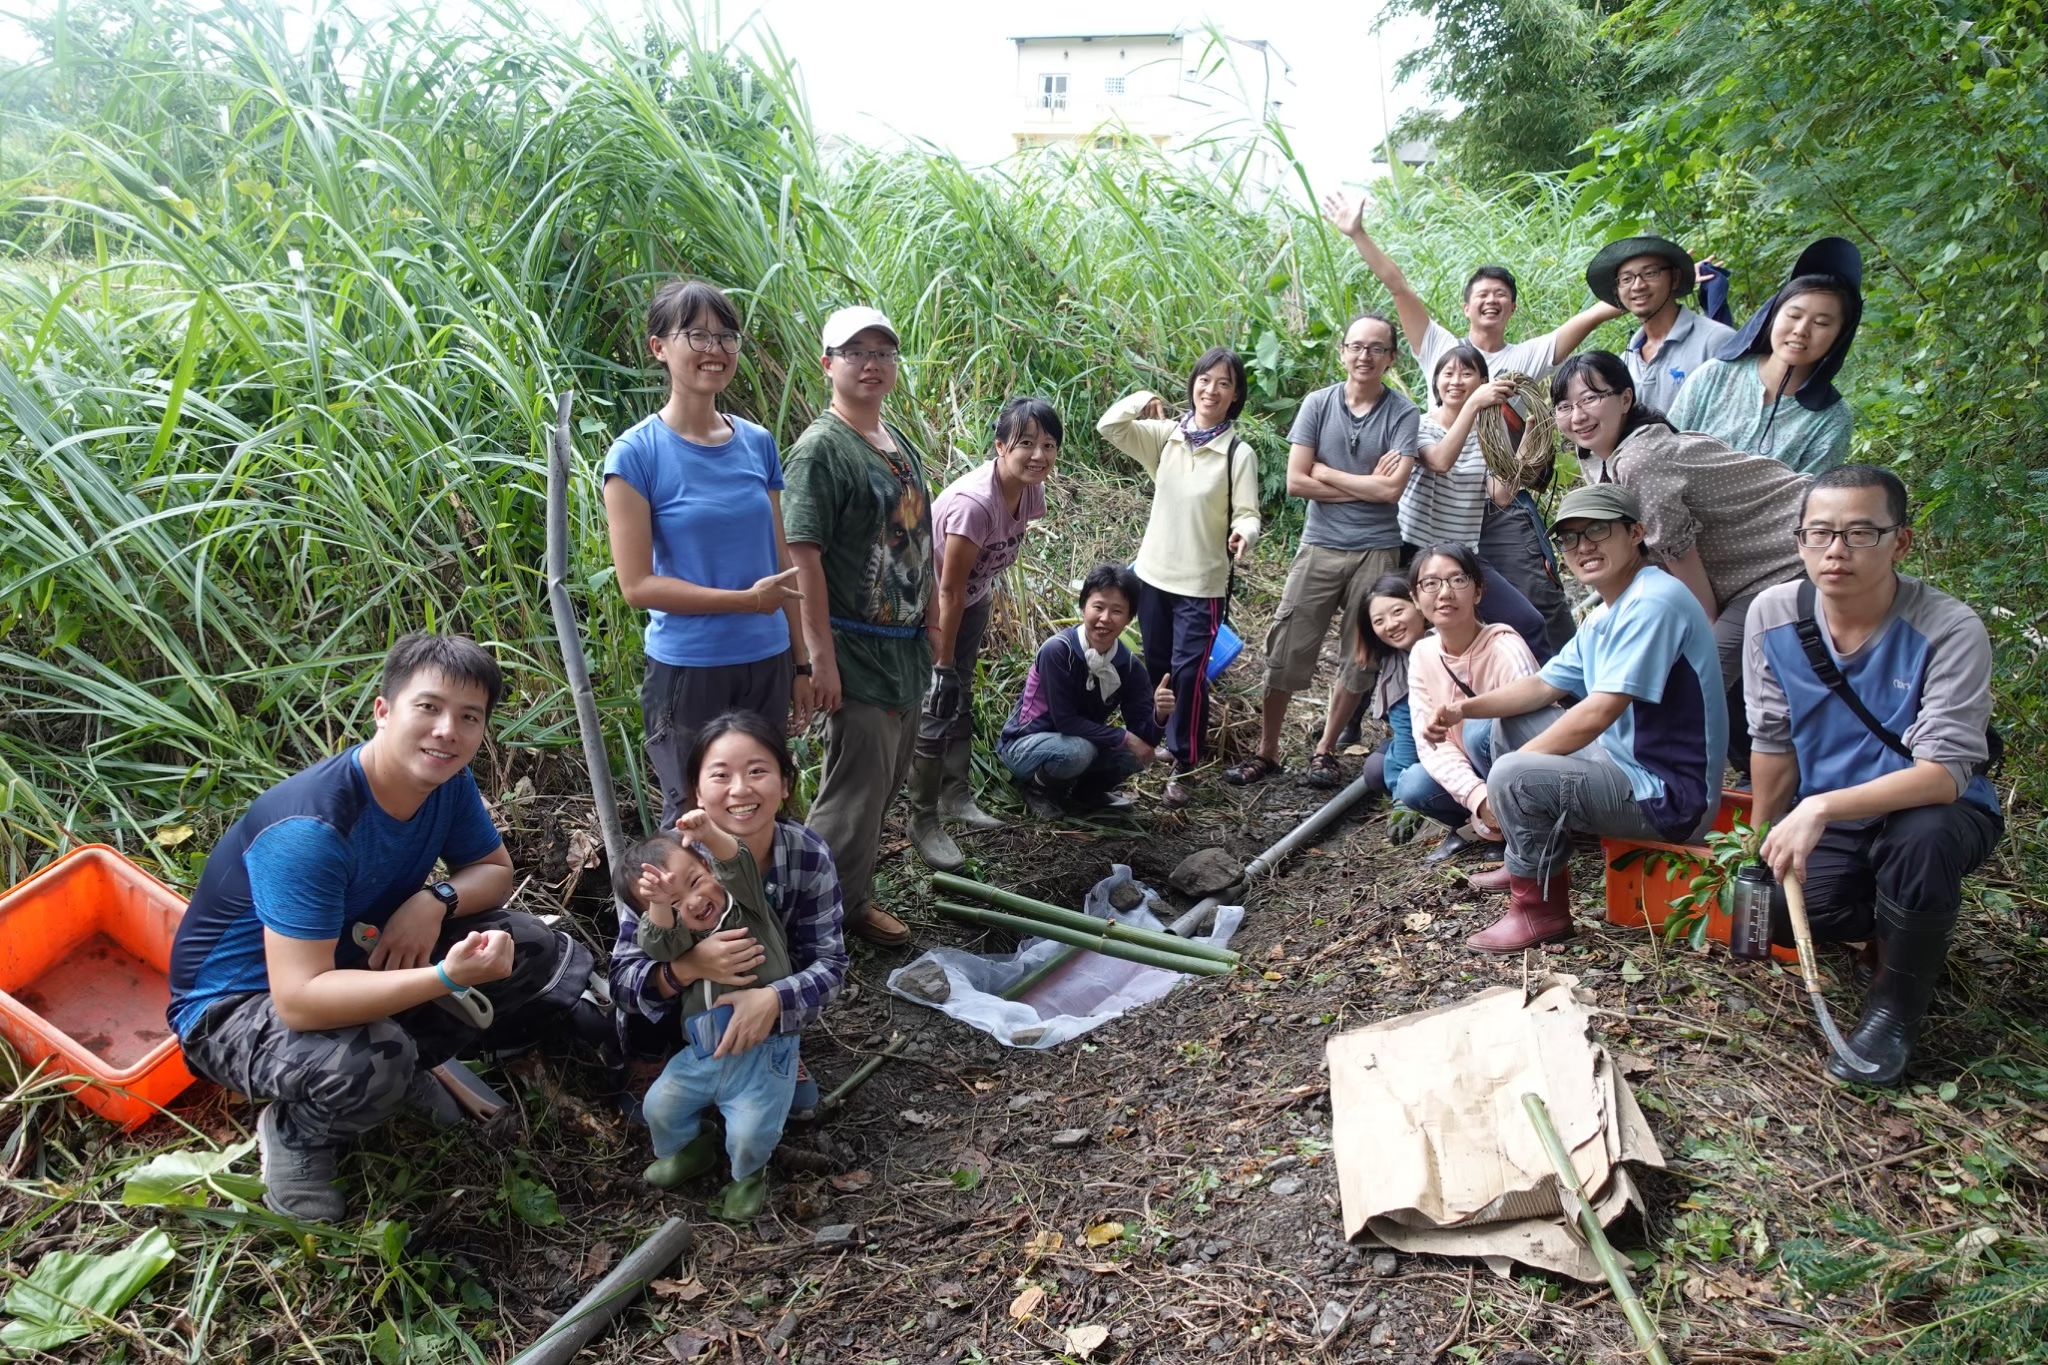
top-left (545, 391), bottom-right (626, 874)
top-left (1521, 1094), bottom-right (1670, 1365)
top-left (1000, 943), bottom-right (1085, 1000)
top-left (931, 872), bottom-right (1239, 964)
top-left (931, 901), bottom-right (1232, 976)
top-left (507, 1216), bottom-right (692, 1365)
top-left (817, 1033), bottom-right (908, 1113)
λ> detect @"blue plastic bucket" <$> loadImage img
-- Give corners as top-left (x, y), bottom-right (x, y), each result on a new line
top-left (1207, 622), bottom-right (1244, 680)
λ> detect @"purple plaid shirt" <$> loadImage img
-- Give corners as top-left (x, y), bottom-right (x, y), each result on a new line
top-left (610, 818), bottom-right (846, 1036)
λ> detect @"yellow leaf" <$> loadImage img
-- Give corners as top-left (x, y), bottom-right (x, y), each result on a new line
top-left (1403, 911), bottom-right (1434, 932)
top-left (153, 825), bottom-right (195, 847)
top-left (1008, 1284), bottom-right (1045, 1321)
top-left (1023, 1229), bottom-right (1063, 1263)
top-left (1083, 1221), bottom-right (1124, 1247)
top-left (1065, 1323), bottom-right (1110, 1358)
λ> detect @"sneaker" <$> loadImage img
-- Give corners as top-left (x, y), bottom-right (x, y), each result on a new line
top-left (1073, 788), bottom-right (1137, 813)
top-left (1018, 774), bottom-right (1065, 820)
top-left (256, 1103), bottom-right (346, 1224)
top-left (404, 1069), bottom-right (466, 1129)
top-left (789, 1055), bottom-right (819, 1122)
top-left (708, 1170), bottom-right (770, 1223)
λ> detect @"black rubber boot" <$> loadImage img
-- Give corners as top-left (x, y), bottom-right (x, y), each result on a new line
top-left (938, 740), bottom-right (1003, 830)
top-left (1828, 893), bottom-right (1954, 1088)
top-left (907, 754), bottom-right (964, 871)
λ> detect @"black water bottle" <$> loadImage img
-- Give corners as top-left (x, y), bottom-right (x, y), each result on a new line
top-left (1728, 863), bottom-right (1774, 962)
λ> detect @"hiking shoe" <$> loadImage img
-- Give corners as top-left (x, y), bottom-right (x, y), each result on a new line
top-left (789, 1055), bottom-right (819, 1122)
top-left (1018, 774), bottom-right (1066, 821)
top-left (644, 1131), bottom-right (721, 1189)
top-left (709, 1170), bottom-right (770, 1223)
top-left (404, 1068), bottom-right (466, 1129)
top-left (257, 1103), bottom-right (346, 1224)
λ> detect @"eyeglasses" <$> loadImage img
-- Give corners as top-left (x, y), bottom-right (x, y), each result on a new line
top-left (829, 346), bottom-right (900, 365)
top-left (1795, 524), bottom-right (1901, 549)
top-left (1552, 520), bottom-right (1622, 551)
top-left (1552, 390), bottom-right (1622, 418)
top-left (1414, 573), bottom-right (1474, 593)
top-left (1341, 342), bottom-right (1395, 358)
top-left (1616, 266), bottom-right (1671, 289)
top-left (669, 328), bottom-right (743, 354)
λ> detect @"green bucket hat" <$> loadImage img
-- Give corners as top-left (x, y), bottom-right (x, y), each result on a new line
top-left (1585, 236), bottom-right (1696, 310)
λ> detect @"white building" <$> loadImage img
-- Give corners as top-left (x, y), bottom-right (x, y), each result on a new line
top-left (1009, 28), bottom-right (1293, 179)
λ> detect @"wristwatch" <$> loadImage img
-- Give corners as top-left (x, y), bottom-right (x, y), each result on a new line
top-left (793, 662), bottom-right (813, 677)
top-left (427, 880), bottom-right (460, 917)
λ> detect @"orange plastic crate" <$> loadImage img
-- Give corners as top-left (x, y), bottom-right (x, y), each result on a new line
top-left (0, 844), bottom-right (197, 1129)
top-left (1600, 791), bottom-right (1797, 964)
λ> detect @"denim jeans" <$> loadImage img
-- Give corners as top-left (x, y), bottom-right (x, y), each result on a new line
top-left (642, 1029), bottom-right (800, 1179)
top-left (998, 732), bottom-right (1139, 787)
top-left (1391, 718), bottom-right (1501, 827)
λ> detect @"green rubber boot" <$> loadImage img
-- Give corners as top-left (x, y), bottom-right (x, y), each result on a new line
top-left (908, 754), bottom-right (965, 871)
top-left (938, 740), bottom-right (1003, 830)
top-left (708, 1170), bottom-right (770, 1223)
top-left (643, 1131), bottom-right (720, 1189)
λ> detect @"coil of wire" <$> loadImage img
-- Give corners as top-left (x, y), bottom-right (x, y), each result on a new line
top-left (1474, 372), bottom-right (1558, 488)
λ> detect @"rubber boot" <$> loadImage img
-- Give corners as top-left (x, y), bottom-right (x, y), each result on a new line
top-left (643, 1131), bottom-right (720, 1189)
top-left (1828, 894), bottom-right (1953, 1088)
top-left (938, 740), bottom-right (1002, 830)
top-left (907, 754), bottom-right (964, 871)
top-left (1466, 869), bottom-right (1574, 953)
top-left (709, 1170), bottom-right (770, 1223)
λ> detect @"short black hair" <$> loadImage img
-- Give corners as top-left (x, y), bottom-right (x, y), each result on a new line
top-left (1801, 463), bottom-right (1909, 528)
top-left (686, 710), bottom-right (798, 804)
top-left (1780, 274), bottom-right (1854, 314)
top-left (1361, 572), bottom-right (1416, 665)
top-left (1409, 542), bottom-right (1487, 596)
top-left (1186, 346), bottom-right (1249, 423)
top-left (1464, 266), bottom-right (1518, 303)
top-left (648, 279), bottom-right (742, 342)
top-left (1344, 311), bottom-right (1399, 353)
top-left (613, 829), bottom-right (697, 914)
top-left (995, 395), bottom-right (1063, 447)
top-left (1077, 563), bottom-right (1142, 616)
top-left (1549, 351), bottom-right (1674, 448)
top-left (380, 633), bottom-right (503, 717)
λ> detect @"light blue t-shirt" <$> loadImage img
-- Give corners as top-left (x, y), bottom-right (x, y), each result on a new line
top-left (601, 414), bottom-right (788, 668)
top-left (1539, 565), bottom-right (1728, 841)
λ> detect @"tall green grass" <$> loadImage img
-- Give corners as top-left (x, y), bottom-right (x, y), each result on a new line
top-left (0, 0), bottom-right (1623, 880)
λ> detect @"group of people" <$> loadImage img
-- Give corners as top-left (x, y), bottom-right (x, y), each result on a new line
top-left (160, 204), bottom-right (1998, 1229)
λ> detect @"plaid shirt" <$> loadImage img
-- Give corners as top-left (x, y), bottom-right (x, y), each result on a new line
top-left (610, 818), bottom-right (847, 1036)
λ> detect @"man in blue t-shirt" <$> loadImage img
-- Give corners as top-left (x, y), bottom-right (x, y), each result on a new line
top-left (1428, 484), bottom-right (1727, 952)
top-left (1746, 466), bottom-right (2001, 1087)
top-left (168, 634), bottom-right (595, 1221)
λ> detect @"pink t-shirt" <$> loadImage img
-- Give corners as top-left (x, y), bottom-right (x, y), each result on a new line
top-left (931, 461), bottom-right (1046, 605)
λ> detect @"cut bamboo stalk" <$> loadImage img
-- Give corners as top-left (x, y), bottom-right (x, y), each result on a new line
top-left (931, 872), bottom-right (1239, 965)
top-left (1000, 943), bottom-right (1085, 1000)
top-left (931, 901), bottom-right (1232, 977)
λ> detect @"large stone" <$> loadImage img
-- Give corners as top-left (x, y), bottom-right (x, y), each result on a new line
top-left (894, 959), bottom-right (951, 1004)
top-left (1170, 848), bottom-right (1245, 898)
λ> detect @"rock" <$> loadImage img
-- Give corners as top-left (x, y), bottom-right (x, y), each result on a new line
top-left (1012, 1025), bottom-right (1047, 1046)
top-left (894, 959), bottom-right (951, 1004)
top-left (1200, 1241), bottom-right (1225, 1260)
top-left (1050, 1128), bottom-right (1091, 1149)
top-left (815, 1224), bottom-right (858, 1247)
top-left (1372, 1252), bottom-right (1399, 1277)
top-left (1270, 1177), bottom-right (1303, 1196)
top-left (1266, 1155), bottom-right (1302, 1173)
top-left (1206, 1335), bottom-right (1232, 1355)
top-left (1008, 1093), bottom-right (1041, 1112)
top-left (1108, 881), bottom-right (1148, 911)
top-left (1368, 1320), bottom-right (1394, 1347)
top-left (1170, 848), bottom-right (1245, 898)
top-left (1317, 1301), bottom-right (1350, 1336)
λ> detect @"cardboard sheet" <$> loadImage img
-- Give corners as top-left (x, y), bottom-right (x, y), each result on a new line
top-left (1327, 975), bottom-right (1663, 1281)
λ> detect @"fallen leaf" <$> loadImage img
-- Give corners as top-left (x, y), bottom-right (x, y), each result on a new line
top-left (972, 1077), bottom-right (998, 1092)
top-left (1065, 1323), bottom-right (1110, 1358)
top-left (652, 1277), bottom-right (710, 1303)
top-left (664, 1329), bottom-right (712, 1361)
top-left (152, 824), bottom-right (195, 847)
top-left (1083, 1221), bottom-right (1124, 1247)
top-left (1022, 1229), bottom-right (1063, 1263)
top-left (1008, 1285), bottom-right (1045, 1321)
top-left (2028, 1127), bottom-right (2048, 1145)
top-left (828, 1169), bottom-right (873, 1192)
top-left (1617, 1052), bottom-right (1656, 1078)
top-left (579, 1241), bottom-right (614, 1280)
top-left (1105, 1125), bottom-right (1131, 1140)
top-left (1880, 1116), bottom-right (1917, 1145)
top-left (1343, 743), bottom-right (1370, 756)
top-left (563, 825), bottom-right (602, 881)
top-left (934, 1281), bottom-right (969, 1308)
top-left (899, 1109), bottom-right (937, 1127)
top-left (1262, 971), bottom-right (1284, 982)
top-left (1402, 911), bottom-right (1434, 932)
top-left (1266, 943), bottom-right (1287, 960)
top-left (1619, 959), bottom-right (1646, 984)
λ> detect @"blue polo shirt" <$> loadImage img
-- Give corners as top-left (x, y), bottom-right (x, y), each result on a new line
top-left (166, 747), bottom-right (503, 1036)
top-left (1539, 565), bottom-right (1727, 840)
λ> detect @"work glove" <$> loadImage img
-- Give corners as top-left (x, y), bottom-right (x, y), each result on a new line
top-left (923, 665), bottom-right (964, 721)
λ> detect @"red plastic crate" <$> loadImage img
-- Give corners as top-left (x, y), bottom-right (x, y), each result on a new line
top-left (1600, 791), bottom-right (1797, 964)
top-left (0, 844), bottom-right (197, 1128)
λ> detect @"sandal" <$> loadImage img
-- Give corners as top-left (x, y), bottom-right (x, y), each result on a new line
top-left (1304, 752), bottom-right (1343, 790)
top-left (1223, 755), bottom-right (1281, 786)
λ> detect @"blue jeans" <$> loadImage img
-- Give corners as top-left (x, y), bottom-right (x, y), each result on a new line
top-left (642, 1029), bottom-right (799, 1179)
top-left (1391, 719), bottom-right (1499, 827)
top-left (998, 733), bottom-right (1139, 789)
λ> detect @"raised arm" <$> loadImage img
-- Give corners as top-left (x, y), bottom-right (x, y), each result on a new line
top-left (1097, 391), bottom-right (1176, 475)
top-left (1323, 190), bottom-right (1434, 352)
top-left (1546, 301), bottom-right (1627, 364)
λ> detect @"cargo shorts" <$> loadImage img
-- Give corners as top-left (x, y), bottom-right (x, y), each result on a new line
top-left (1261, 543), bottom-right (1404, 695)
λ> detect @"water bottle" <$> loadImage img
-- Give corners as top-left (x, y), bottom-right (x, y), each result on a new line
top-left (1728, 863), bottom-right (1774, 962)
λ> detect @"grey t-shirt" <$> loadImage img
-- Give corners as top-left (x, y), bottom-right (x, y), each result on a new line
top-left (1289, 383), bottom-right (1421, 552)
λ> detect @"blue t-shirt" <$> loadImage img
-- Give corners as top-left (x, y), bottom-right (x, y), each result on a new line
top-left (601, 413), bottom-right (788, 668)
top-left (167, 747), bottom-right (504, 1036)
top-left (1539, 566), bottom-right (1728, 840)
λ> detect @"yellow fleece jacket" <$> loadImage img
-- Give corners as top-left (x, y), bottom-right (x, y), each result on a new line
top-left (1097, 391), bottom-right (1262, 599)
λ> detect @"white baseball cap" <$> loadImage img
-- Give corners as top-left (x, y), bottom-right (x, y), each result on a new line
top-left (821, 306), bottom-right (900, 352)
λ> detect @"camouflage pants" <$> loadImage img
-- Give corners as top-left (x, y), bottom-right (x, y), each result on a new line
top-left (180, 909), bottom-right (588, 1150)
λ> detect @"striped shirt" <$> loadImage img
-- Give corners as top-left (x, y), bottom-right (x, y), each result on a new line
top-left (609, 817), bottom-right (847, 1037)
top-left (1398, 417), bottom-right (1490, 550)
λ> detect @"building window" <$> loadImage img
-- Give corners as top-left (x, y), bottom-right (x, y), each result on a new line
top-left (1040, 73), bottom-right (1068, 110)
top-left (1103, 76), bottom-right (1125, 96)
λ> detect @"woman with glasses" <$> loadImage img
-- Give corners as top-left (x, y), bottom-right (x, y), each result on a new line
top-left (1098, 348), bottom-right (1262, 808)
top-left (604, 279), bottom-right (809, 831)
top-left (1399, 545), bottom-right (1545, 866)
top-left (1550, 351), bottom-right (1809, 742)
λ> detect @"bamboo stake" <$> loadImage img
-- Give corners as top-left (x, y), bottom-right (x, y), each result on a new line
top-left (931, 901), bottom-right (1232, 976)
top-left (1001, 943), bottom-right (1085, 1001)
top-left (817, 1033), bottom-right (908, 1113)
top-left (1521, 1093), bottom-right (1670, 1365)
top-left (931, 872), bottom-right (1239, 964)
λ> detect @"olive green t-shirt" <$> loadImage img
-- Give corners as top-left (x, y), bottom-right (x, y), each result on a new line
top-left (781, 412), bottom-right (935, 710)
top-left (636, 844), bottom-right (792, 1021)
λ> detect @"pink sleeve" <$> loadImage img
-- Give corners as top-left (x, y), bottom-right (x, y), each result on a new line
top-left (1410, 642), bottom-right (1486, 812)
top-left (1470, 626), bottom-right (1541, 692)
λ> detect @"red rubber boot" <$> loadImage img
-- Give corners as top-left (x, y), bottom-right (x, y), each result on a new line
top-left (1465, 870), bottom-right (1574, 953)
